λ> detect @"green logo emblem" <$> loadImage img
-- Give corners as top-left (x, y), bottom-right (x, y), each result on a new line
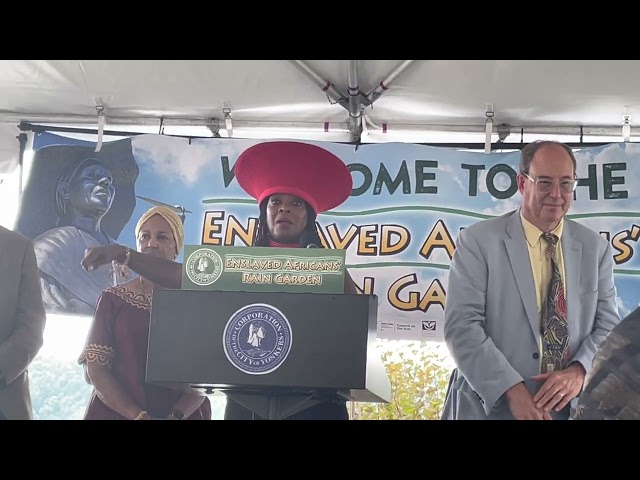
top-left (185, 248), bottom-right (223, 286)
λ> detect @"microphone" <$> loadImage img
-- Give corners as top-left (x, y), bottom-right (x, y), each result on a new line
top-left (300, 230), bottom-right (320, 249)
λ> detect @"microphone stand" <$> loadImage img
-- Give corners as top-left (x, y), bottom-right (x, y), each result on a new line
top-left (111, 260), bottom-right (120, 287)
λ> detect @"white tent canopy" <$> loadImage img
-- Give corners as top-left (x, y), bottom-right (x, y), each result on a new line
top-left (1, 59), bottom-right (639, 173)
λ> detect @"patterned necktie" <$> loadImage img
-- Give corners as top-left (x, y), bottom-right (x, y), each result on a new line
top-left (541, 233), bottom-right (570, 373)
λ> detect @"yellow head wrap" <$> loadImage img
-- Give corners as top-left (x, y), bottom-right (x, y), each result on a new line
top-left (134, 206), bottom-right (184, 256)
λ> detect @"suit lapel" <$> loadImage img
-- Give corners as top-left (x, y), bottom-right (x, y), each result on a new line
top-left (561, 221), bottom-right (581, 335)
top-left (504, 212), bottom-right (540, 342)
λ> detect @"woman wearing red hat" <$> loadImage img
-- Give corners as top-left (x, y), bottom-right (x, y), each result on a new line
top-left (225, 140), bottom-right (357, 420)
top-left (82, 140), bottom-right (357, 420)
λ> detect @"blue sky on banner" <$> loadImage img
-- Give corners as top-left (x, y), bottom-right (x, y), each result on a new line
top-left (31, 132), bottom-right (640, 321)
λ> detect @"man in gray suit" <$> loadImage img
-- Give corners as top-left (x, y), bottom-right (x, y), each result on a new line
top-left (441, 140), bottom-right (621, 420)
top-left (0, 225), bottom-right (46, 419)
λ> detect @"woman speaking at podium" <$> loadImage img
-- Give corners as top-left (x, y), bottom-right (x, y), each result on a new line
top-left (225, 140), bottom-right (356, 420)
top-left (82, 140), bottom-right (356, 420)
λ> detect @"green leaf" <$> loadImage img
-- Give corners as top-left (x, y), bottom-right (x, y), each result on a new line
top-left (352, 341), bottom-right (453, 420)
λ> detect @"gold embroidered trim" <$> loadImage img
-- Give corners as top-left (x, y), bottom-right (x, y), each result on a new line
top-left (79, 344), bottom-right (115, 367)
top-left (107, 285), bottom-right (152, 310)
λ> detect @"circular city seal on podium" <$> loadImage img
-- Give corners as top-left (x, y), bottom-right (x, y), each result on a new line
top-left (223, 303), bottom-right (293, 375)
top-left (184, 248), bottom-right (223, 286)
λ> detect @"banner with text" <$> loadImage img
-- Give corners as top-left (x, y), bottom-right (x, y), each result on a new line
top-left (16, 132), bottom-right (639, 342)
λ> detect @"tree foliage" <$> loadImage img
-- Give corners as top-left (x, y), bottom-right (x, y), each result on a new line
top-left (350, 340), bottom-right (453, 420)
top-left (29, 355), bottom-right (93, 420)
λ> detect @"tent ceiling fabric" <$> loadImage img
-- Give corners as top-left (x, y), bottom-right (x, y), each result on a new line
top-left (1, 59), bottom-right (639, 172)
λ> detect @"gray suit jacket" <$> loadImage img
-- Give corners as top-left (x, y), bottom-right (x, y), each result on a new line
top-left (441, 209), bottom-right (621, 420)
top-left (0, 225), bottom-right (46, 419)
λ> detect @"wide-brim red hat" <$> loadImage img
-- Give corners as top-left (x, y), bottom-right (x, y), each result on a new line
top-left (234, 141), bottom-right (353, 214)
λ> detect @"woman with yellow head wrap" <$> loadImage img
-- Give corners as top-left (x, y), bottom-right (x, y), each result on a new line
top-left (78, 206), bottom-right (211, 421)
top-left (134, 206), bottom-right (185, 257)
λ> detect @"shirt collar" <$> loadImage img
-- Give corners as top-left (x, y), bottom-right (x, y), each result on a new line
top-left (520, 209), bottom-right (564, 248)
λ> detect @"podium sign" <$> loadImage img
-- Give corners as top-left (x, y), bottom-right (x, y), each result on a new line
top-left (181, 245), bottom-right (346, 294)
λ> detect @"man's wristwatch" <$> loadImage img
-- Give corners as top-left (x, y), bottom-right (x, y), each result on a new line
top-left (170, 409), bottom-right (185, 420)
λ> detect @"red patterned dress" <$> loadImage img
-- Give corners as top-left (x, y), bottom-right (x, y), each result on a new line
top-left (78, 285), bottom-right (211, 420)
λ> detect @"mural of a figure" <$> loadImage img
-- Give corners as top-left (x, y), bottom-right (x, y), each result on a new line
top-left (16, 137), bottom-right (139, 316)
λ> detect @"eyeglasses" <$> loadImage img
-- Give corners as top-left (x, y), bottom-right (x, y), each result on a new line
top-left (522, 172), bottom-right (577, 194)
